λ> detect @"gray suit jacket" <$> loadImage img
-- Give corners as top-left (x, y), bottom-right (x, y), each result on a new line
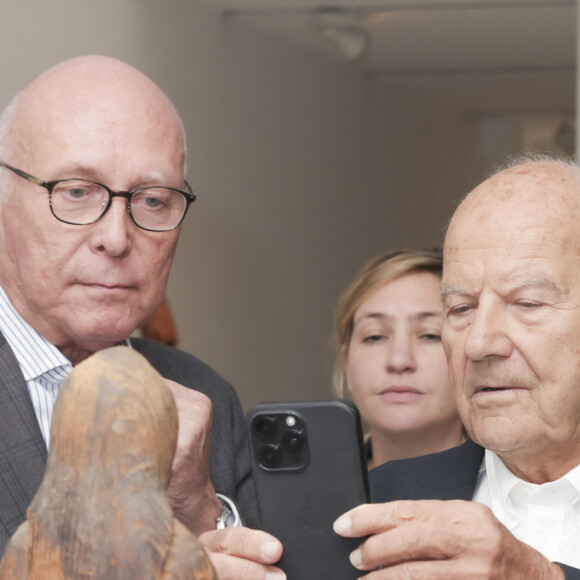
top-left (0, 333), bottom-right (258, 556)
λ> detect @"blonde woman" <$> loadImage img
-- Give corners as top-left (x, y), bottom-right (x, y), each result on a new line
top-left (332, 249), bottom-right (464, 469)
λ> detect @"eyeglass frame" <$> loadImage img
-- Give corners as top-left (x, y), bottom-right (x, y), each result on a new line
top-left (0, 160), bottom-right (196, 232)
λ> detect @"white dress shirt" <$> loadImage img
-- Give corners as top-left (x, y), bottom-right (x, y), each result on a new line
top-left (473, 448), bottom-right (580, 568)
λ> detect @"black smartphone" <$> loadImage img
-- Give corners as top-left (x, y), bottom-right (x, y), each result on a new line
top-left (246, 400), bottom-right (370, 580)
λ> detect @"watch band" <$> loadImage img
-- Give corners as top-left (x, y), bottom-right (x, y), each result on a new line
top-left (216, 493), bottom-right (242, 529)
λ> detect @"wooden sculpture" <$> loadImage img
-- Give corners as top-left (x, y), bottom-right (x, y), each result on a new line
top-left (0, 346), bottom-right (216, 580)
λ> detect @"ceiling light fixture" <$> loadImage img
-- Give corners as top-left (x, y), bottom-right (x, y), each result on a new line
top-left (315, 7), bottom-right (369, 62)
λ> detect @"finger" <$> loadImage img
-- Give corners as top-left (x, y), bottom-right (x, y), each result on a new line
top-left (353, 559), bottom-right (473, 580)
top-left (334, 502), bottom-right (409, 537)
top-left (165, 380), bottom-right (212, 458)
top-left (207, 553), bottom-right (286, 580)
top-left (350, 522), bottom-right (449, 572)
top-left (199, 528), bottom-right (283, 564)
top-left (165, 380), bottom-right (212, 415)
top-left (335, 500), bottom-right (463, 539)
top-left (347, 501), bottom-right (489, 572)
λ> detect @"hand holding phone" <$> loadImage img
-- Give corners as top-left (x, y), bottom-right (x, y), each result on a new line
top-left (246, 400), bottom-right (369, 580)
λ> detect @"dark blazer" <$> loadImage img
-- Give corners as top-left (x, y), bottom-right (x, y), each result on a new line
top-left (370, 439), bottom-right (580, 579)
top-left (0, 332), bottom-right (258, 556)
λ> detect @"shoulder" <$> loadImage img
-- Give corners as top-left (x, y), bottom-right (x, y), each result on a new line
top-left (369, 439), bottom-right (484, 503)
top-left (130, 338), bottom-right (238, 405)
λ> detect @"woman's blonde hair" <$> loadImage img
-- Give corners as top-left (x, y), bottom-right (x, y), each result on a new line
top-left (331, 248), bottom-right (443, 399)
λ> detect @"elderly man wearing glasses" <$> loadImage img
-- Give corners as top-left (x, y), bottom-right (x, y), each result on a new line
top-left (0, 56), bottom-right (285, 579)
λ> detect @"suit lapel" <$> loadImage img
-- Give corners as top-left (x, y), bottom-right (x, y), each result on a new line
top-left (0, 331), bottom-right (47, 539)
top-left (405, 439), bottom-right (485, 501)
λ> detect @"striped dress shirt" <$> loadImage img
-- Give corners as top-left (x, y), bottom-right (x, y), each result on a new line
top-left (0, 286), bottom-right (73, 448)
top-left (0, 288), bottom-right (131, 449)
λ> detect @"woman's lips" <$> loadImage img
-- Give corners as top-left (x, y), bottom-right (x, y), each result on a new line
top-left (379, 386), bottom-right (423, 403)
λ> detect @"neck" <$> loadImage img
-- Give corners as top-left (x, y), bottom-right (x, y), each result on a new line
top-left (58, 345), bottom-right (98, 366)
top-left (497, 444), bottom-right (580, 484)
top-left (58, 338), bottom-right (127, 366)
top-left (369, 422), bottom-right (465, 468)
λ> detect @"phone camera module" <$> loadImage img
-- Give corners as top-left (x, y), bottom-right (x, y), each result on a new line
top-left (258, 444), bottom-right (282, 469)
top-left (254, 416), bottom-right (277, 441)
top-left (251, 411), bottom-right (309, 471)
top-left (281, 429), bottom-right (306, 453)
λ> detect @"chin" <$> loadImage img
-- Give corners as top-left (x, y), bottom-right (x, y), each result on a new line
top-left (378, 419), bottom-right (422, 433)
top-left (470, 423), bottom-right (522, 453)
top-left (75, 318), bottom-right (138, 347)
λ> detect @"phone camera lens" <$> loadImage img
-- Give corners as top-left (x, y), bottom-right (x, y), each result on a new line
top-left (255, 417), bottom-right (277, 440)
top-left (281, 429), bottom-right (305, 453)
top-left (258, 444), bottom-right (282, 469)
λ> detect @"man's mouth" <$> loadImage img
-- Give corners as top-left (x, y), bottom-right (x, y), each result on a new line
top-left (81, 282), bottom-right (133, 290)
top-left (472, 386), bottom-right (526, 404)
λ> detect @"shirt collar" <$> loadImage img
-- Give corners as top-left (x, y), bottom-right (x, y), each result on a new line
top-left (484, 449), bottom-right (580, 529)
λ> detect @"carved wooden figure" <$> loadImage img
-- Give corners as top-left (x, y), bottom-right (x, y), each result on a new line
top-left (0, 346), bottom-right (216, 580)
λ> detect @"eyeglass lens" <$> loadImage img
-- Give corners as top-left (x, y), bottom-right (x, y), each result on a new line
top-left (50, 180), bottom-right (187, 231)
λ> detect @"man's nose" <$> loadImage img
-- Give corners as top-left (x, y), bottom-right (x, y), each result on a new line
top-left (89, 197), bottom-right (132, 257)
top-left (463, 300), bottom-right (513, 361)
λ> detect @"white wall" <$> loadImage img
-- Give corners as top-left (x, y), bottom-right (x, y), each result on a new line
top-left (0, 1), bottom-right (481, 410)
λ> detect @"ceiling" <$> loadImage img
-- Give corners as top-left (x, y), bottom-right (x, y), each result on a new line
top-left (216, 0), bottom-right (577, 115)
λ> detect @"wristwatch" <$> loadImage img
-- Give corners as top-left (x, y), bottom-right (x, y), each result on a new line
top-left (216, 493), bottom-right (242, 529)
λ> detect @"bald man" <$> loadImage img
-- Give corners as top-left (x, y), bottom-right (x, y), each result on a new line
top-left (0, 56), bottom-right (284, 579)
top-left (334, 158), bottom-right (580, 579)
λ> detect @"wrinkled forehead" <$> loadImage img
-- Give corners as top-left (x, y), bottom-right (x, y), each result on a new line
top-left (443, 164), bottom-right (580, 285)
top-left (446, 165), bottom-right (580, 249)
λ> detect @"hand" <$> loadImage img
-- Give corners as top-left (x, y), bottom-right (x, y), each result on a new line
top-left (334, 500), bottom-right (565, 579)
top-left (199, 527), bottom-right (285, 579)
top-left (165, 380), bottom-right (222, 536)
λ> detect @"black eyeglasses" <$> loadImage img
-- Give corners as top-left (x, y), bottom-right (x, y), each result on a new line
top-left (0, 161), bottom-right (196, 232)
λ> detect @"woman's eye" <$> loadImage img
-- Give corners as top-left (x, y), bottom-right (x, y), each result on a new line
top-left (363, 334), bottom-right (384, 344)
top-left (421, 333), bottom-right (441, 343)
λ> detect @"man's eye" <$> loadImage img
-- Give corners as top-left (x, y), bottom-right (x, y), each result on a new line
top-left (66, 187), bottom-right (88, 199)
top-left (144, 196), bottom-right (162, 208)
top-left (447, 304), bottom-right (473, 316)
top-left (133, 191), bottom-right (170, 211)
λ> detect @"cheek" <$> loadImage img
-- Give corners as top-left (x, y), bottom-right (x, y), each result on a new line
top-left (3, 199), bottom-right (68, 258)
top-left (441, 326), bottom-right (457, 362)
top-left (3, 226), bottom-right (55, 287)
top-left (345, 348), bottom-right (381, 396)
top-left (144, 235), bottom-right (179, 273)
top-left (418, 343), bottom-right (449, 376)
top-left (131, 235), bottom-right (178, 285)
top-left (441, 334), bottom-right (464, 379)
top-left (436, 349), bottom-right (466, 410)
top-left (422, 351), bottom-right (456, 401)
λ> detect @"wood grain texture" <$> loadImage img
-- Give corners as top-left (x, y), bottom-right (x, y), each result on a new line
top-left (0, 346), bottom-right (216, 580)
